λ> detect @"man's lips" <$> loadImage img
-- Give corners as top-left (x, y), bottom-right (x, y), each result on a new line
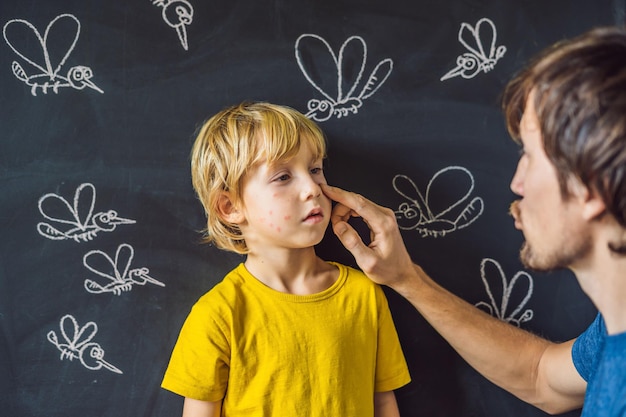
top-left (509, 201), bottom-right (522, 230)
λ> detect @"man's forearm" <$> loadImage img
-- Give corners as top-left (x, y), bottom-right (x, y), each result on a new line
top-left (392, 264), bottom-right (584, 413)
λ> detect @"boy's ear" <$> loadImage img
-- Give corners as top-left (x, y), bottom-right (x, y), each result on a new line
top-left (217, 192), bottom-right (245, 224)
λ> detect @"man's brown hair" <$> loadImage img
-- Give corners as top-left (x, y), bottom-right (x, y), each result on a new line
top-left (503, 27), bottom-right (626, 251)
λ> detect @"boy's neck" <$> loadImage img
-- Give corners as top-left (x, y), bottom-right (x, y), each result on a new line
top-left (244, 248), bottom-right (338, 295)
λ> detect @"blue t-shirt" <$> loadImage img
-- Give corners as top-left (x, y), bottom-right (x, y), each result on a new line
top-left (572, 313), bottom-right (626, 417)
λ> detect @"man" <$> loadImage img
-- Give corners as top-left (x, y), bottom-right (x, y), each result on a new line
top-left (321, 26), bottom-right (626, 417)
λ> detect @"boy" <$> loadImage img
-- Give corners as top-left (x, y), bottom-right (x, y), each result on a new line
top-left (162, 102), bottom-right (411, 417)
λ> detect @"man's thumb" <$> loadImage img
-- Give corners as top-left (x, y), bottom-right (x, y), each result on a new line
top-left (332, 221), bottom-right (367, 255)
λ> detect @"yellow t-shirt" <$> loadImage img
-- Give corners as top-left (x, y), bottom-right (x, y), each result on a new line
top-left (162, 262), bottom-right (410, 416)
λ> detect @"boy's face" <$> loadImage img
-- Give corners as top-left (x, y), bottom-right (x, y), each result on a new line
top-left (236, 142), bottom-right (331, 252)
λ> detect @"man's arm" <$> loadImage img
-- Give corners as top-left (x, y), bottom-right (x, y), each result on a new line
top-left (182, 398), bottom-right (222, 417)
top-left (321, 184), bottom-right (586, 414)
top-left (374, 391), bottom-right (400, 417)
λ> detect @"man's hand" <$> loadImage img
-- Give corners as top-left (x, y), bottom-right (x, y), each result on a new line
top-left (322, 184), bottom-right (416, 290)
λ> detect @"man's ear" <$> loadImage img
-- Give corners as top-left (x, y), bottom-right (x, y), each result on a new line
top-left (217, 192), bottom-right (245, 224)
top-left (578, 184), bottom-right (606, 221)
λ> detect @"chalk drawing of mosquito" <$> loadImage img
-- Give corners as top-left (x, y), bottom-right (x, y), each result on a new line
top-left (440, 17), bottom-right (506, 81)
top-left (475, 258), bottom-right (534, 327)
top-left (295, 34), bottom-right (393, 122)
top-left (83, 243), bottom-right (165, 295)
top-left (2, 14), bottom-right (103, 96)
top-left (151, 0), bottom-right (194, 50)
top-left (393, 166), bottom-right (484, 237)
top-left (47, 314), bottom-right (122, 374)
top-left (37, 183), bottom-right (135, 243)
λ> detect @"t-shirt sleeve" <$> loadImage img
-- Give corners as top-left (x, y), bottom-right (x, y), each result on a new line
top-left (571, 313), bottom-right (604, 382)
top-left (161, 296), bottom-right (230, 401)
top-left (374, 285), bottom-right (411, 392)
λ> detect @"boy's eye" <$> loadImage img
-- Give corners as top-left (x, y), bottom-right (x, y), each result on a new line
top-left (275, 173), bottom-right (291, 182)
top-left (310, 167), bottom-right (323, 175)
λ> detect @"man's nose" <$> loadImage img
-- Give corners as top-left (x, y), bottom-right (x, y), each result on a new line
top-left (510, 158), bottom-right (526, 196)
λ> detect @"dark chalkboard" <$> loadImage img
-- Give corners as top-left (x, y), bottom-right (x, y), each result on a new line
top-left (1, 1), bottom-right (622, 416)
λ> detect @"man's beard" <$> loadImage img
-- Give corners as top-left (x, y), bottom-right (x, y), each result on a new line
top-left (518, 234), bottom-right (590, 272)
top-left (510, 200), bottom-right (589, 271)
top-left (519, 241), bottom-right (553, 271)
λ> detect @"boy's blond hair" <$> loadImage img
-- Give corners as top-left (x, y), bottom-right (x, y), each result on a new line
top-left (191, 102), bottom-right (327, 254)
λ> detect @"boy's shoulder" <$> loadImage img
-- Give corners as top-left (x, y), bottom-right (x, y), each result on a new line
top-left (193, 263), bottom-right (248, 311)
top-left (329, 261), bottom-right (380, 291)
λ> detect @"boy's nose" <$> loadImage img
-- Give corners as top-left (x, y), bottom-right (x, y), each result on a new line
top-left (302, 176), bottom-right (322, 200)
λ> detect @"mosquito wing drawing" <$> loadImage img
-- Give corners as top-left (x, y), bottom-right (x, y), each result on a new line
top-left (440, 17), bottom-right (506, 81)
top-left (37, 183), bottom-right (135, 243)
top-left (3, 13), bottom-right (103, 95)
top-left (295, 34), bottom-right (393, 122)
top-left (83, 243), bottom-right (165, 295)
top-left (475, 258), bottom-right (534, 327)
top-left (393, 166), bottom-right (484, 237)
top-left (47, 314), bottom-right (122, 373)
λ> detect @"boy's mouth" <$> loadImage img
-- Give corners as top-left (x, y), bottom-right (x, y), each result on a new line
top-left (304, 208), bottom-right (323, 221)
